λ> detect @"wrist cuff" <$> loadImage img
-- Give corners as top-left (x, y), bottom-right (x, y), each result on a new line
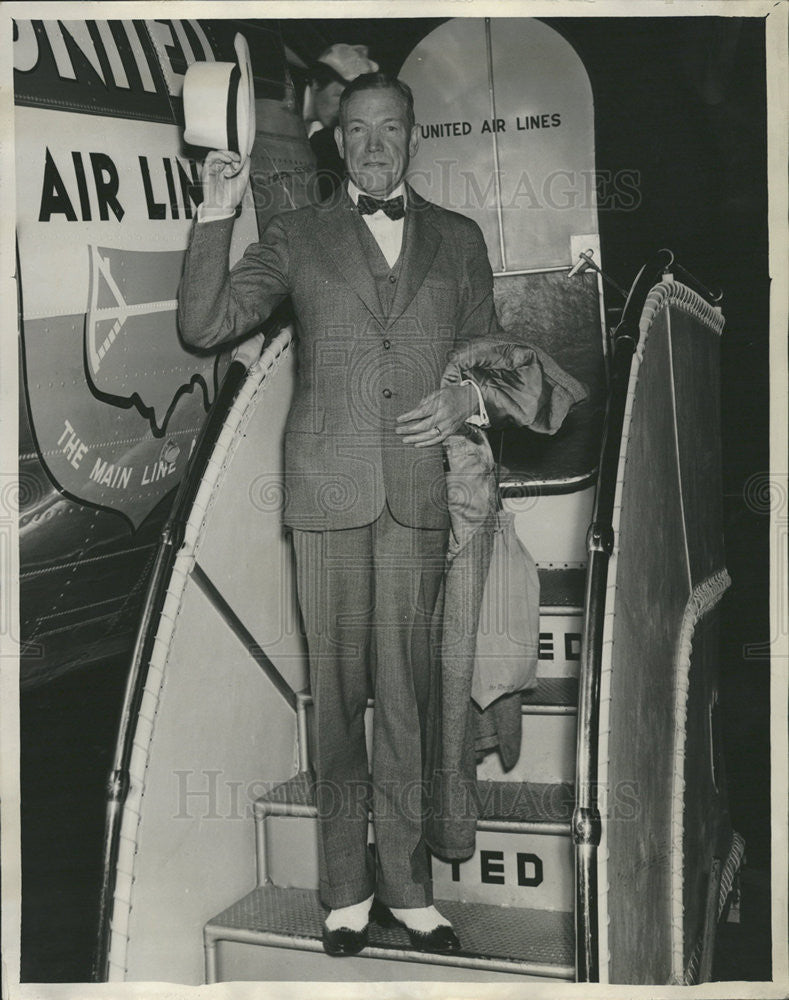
top-left (197, 203), bottom-right (237, 223)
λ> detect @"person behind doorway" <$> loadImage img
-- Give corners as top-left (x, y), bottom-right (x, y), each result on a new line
top-left (302, 43), bottom-right (379, 199)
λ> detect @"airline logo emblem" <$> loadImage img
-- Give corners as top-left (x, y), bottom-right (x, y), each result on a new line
top-left (86, 245), bottom-right (212, 432)
top-left (19, 239), bottom-right (224, 530)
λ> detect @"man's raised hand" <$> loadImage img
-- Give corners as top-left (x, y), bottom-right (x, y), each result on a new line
top-left (202, 149), bottom-right (251, 216)
top-left (395, 384), bottom-right (476, 447)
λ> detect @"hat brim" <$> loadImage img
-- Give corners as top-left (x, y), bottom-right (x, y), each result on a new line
top-left (182, 32), bottom-right (255, 157)
top-left (234, 33), bottom-right (256, 159)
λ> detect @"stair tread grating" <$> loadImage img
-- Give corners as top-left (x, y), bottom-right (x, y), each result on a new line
top-left (536, 568), bottom-right (586, 607)
top-left (207, 885), bottom-right (574, 969)
top-left (257, 775), bottom-right (574, 825)
top-left (521, 676), bottom-right (578, 706)
top-left (298, 676), bottom-right (578, 711)
top-left (260, 770), bottom-right (314, 808)
top-left (475, 779), bottom-right (574, 823)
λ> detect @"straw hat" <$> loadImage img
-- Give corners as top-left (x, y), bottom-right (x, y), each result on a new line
top-left (303, 43), bottom-right (379, 124)
top-left (318, 43), bottom-right (379, 83)
top-left (183, 33), bottom-right (256, 157)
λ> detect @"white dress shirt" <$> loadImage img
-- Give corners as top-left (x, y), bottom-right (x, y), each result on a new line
top-left (347, 179), bottom-right (405, 269)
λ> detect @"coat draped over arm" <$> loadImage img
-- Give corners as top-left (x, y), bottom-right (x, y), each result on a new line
top-left (425, 338), bottom-right (588, 861)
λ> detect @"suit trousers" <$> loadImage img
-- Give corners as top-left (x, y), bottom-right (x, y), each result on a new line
top-left (292, 501), bottom-right (448, 909)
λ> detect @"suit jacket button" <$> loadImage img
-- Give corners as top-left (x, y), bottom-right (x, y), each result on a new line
top-left (389, 274), bottom-right (397, 283)
top-left (383, 339), bottom-right (391, 349)
top-left (382, 388), bottom-right (392, 398)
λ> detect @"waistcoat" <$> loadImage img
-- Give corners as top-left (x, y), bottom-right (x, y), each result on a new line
top-left (351, 210), bottom-right (402, 317)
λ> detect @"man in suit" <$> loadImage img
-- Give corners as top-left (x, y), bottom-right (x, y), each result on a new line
top-left (179, 73), bottom-right (498, 956)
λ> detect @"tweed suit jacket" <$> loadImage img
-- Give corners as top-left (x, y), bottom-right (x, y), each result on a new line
top-left (178, 183), bottom-right (500, 530)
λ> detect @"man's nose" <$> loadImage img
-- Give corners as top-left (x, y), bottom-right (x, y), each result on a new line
top-left (366, 129), bottom-right (382, 151)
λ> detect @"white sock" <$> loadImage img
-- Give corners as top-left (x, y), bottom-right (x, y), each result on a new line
top-left (389, 904), bottom-right (451, 933)
top-left (324, 893), bottom-right (374, 932)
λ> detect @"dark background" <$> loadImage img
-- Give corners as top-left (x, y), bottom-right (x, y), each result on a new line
top-left (20, 15), bottom-right (772, 983)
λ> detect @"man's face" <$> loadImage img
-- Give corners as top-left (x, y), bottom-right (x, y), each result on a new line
top-left (334, 87), bottom-right (419, 198)
top-left (313, 80), bottom-right (344, 128)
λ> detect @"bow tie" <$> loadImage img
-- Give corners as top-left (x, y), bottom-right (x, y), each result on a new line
top-left (357, 193), bottom-right (405, 220)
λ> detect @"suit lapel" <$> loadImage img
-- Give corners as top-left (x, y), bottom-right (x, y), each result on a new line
top-left (386, 184), bottom-right (442, 329)
top-left (311, 187), bottom-right (384, 327)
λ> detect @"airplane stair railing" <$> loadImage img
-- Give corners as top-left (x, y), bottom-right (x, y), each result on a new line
top-left (573, 247), bottom-right (675, 981)
top-left (572, 250), bottom-right (736, 982)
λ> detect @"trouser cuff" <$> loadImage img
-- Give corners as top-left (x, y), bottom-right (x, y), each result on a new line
top-left (319, 876), bottom-right (376, 911)
top-left (375, 881), bottom-right (433, 909)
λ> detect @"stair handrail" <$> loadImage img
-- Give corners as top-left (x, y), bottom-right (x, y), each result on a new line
top-left (572, 249), bottom-right (717, 981)
top-left (92, 308), bottom-right (290, 982)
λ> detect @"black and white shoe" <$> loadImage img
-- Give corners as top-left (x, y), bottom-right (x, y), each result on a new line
top-left (370, 898), bottom-right (461, 954)
top-left (321, 923), bottom-right (369, 957)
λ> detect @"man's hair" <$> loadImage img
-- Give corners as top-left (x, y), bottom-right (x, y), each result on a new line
top-left (338, 73), bottom-right (415, 130)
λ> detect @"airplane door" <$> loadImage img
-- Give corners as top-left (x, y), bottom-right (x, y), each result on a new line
top-left (401, 17), bottom-right (598, 271)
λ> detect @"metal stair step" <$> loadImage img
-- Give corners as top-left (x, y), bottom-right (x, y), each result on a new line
top-left (521, 675), bottom-right (578, 711)
top-left (204, 885), bottom-right (575, 981)
top-left (296, 674), bottom-right (577, 719)
top-left (536, 567), bottom-right (586, 607)
top-left (474, 779), bottom-right (574, 826)
top-left (296, 667), bottom-right (579, 774)
top-left (255, 777), bottom-right (574, 911)
top-left (477, 709), bottom-right (576, 785)
top-left (255, 774), bottom-right (573, 829)
top-left (257, 770), bottom-right (314, 812)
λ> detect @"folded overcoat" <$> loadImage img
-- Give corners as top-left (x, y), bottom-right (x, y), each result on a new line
top-left (426, 338), bottom-right (588, 860)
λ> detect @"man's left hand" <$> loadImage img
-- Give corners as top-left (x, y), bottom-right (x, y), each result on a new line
top-left (395, 385), bottom-right (476, 447)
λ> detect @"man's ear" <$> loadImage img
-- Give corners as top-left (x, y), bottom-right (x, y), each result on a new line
top-left (334, 125), bottom-right (344, 158)
top-left (409, 123), bottom-right (420, 157)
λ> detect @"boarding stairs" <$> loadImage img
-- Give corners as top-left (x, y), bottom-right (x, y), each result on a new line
top-left (203, 556), bottom-right (587, 983)
top-left (95, 249), bottom-right (739, 985)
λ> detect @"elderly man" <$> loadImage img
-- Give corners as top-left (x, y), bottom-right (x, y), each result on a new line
top-left (179, 73), bottom-right (498, 957)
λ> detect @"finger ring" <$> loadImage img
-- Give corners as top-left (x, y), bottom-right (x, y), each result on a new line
top-left (433, 425), bottom-right (441, 436)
